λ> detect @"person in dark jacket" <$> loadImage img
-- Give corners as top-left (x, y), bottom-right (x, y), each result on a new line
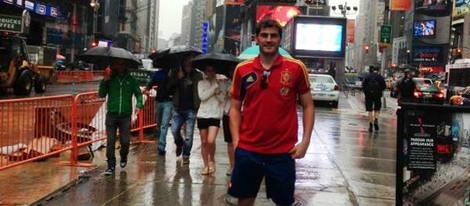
top-left (362, 66), bottom-right (386, 132)
top-left (144, 69), bottom-right (174, 155)
top-left (168, 55), bottom-right (203, 164)
top-left (98, 58), bottom-right (144, 175)
top-left (397, 69), bottom-right (416, 103)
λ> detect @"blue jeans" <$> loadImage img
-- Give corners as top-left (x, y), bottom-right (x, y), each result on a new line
top-left (156, 101), bottom-right (173, 151)
top-left (171, 109), bottom-right (196, 157)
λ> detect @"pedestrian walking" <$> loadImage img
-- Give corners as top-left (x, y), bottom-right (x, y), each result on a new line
top-left (227, 19), bottom-right (315, 206)
top-left (397, 69), bottom-right (416, 103)
top-left (221, 67), bottom-right (235, 176)
top-left (98, 58), bottom-right (144, 175)
top-left (196, 64), bottom-right (225, 175)
top-left (362, 65), bottom-right (386, 132)
top-left (169, 55), bottom-right (203, 164)
top-left (144, 69), bottom-right (174, 155)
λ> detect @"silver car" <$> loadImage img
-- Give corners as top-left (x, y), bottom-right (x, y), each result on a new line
top-left (308, 74), bottom-right (340, 108)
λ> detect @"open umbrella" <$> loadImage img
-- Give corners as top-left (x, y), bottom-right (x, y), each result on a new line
top-left (191, 52), bottom-right (240, 74)
top-left (237, 45), bottom-right (292, 60)
top-left (80, 46), bottom-right (141, 68)
top-left (148, 45), bottom-right (203, 70)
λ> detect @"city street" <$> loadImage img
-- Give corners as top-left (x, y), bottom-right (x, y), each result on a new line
top-left (0, 88), bottom-right (399, 206)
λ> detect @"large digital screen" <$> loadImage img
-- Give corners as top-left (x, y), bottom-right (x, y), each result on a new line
top-left (288, 16), bottom-right (346, 58)
top-left (295, 24), bottom-right (343, 52)
top-left (411, 45), bottom-right (444, 63)
top-left (414, 0), bottom-right (451, 16)
top-left (413, 19), bottom-right (436, 38)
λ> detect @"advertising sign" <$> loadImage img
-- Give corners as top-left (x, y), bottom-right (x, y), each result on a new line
top-left (257, 0), bottom-right (297, 5)
top-left (407, 117), bottom-right (437, 170)
top-left (0, 14), bottom-right (22, 33)
top-left (346, 20), bottom-right (355, 44)
top-left (397, 105), bottom-right (470, 206)
top-left (453, 0), bottom-right (470, 20)
top-left (389, 0), bottom-right (412, 10)
top-left (411, 45), bottom-right (445, 63)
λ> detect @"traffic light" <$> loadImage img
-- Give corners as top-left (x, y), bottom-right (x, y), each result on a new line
top-left (364, 45), bottom-right (369, 53)
top-left (201, 21), bottom-right (209, 53)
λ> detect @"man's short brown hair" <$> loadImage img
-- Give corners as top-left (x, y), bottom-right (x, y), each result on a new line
top-left (256, 19), bottom-right (282, 38)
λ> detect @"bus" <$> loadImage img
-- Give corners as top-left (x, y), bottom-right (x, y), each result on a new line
top-left (445, 59), bottom-right (470, 97)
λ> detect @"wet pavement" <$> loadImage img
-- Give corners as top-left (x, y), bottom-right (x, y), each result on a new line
top-left (0, 93), bottom-right (398, 206)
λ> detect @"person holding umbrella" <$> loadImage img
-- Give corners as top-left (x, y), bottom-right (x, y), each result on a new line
top-left (227, 19), bottom-right (314, 205)
top-left (98, 58), bottom-right (144, 175)
top-left (169, 54), bottom-right (203, 164)
top-left (196, 64), bottom-right (225, 175)
top-left (143, 69), bottom-right (174, 155)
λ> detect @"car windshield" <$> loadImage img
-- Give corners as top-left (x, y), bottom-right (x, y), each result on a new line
top-left (309, 75), bottom-right (334, 83)
top-left (414, 79), bottom-right (439, 92)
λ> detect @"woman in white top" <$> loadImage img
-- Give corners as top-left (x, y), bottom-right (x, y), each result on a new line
top-left (196, 64), bottom-right (225, 175)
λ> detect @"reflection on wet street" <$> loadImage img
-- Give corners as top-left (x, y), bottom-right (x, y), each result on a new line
top-left (2, 94), bottom-right (398, 206)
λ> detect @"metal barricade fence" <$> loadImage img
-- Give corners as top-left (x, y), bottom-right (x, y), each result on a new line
top-left (55, 71), bottom-right (94, 83)
top-left (0, 95), bottom-right (75, 170)
top-left (0, 92), bottom-right (157, 171)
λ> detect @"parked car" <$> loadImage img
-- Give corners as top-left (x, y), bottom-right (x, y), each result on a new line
top-left (308, 74), bottom-right (339, 108)
top-left (412, 78), bottom-right (445, 104)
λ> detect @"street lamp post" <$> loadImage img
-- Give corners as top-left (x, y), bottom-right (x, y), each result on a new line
top-left (331, 2), bottom-right (358, 18)
top-left (90, 0), bottom-right (100, 47)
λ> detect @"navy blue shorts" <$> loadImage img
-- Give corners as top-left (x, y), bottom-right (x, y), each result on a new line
top-left (227, 148), bottom-right (296, 205)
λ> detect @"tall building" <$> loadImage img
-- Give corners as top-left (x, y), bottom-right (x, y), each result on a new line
top-left (189, 0), bottom-right (208, 48)
top-left (181, 2), bottom-right (193, 46)
top-left (119, 0), bottom-right (159, 54)
top-left (354, 0), bottom-right (385, 71)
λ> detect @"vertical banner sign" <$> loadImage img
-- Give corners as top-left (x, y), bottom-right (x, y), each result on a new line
top-left (389, 0), bottom-right (411, 11)
top-left (346, 20), bottom-right (355, 44)
top-left (202, 21), bottom-right (209, 53)
top-left (407, 116), bottom-right (437, 170)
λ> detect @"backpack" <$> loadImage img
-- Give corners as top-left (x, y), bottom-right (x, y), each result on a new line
top-left (367, 78), bottom-right (381, 98)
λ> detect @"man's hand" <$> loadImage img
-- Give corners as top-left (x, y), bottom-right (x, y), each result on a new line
top-left (135, 108), bottom-right (141, 115)
top-left (214, 88), bottom-right (221, 95)
top-left (289, 141), bottom-right (309, 159)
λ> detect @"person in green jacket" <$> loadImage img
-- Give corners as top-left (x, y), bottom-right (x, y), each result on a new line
top-left (98, 58), bottom-right (144, 175)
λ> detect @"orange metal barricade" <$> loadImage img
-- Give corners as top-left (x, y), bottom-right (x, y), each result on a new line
top-left (0, 92), bottom-right (157, 171)
top-left (0, 95), bottom-right (75, 170)
top-left (56, 71), bottom-right (94, 83)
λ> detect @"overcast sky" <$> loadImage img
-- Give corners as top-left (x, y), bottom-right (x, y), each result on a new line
top-left (158, 0), bottom-right (191, 40)
top-left (158, 0), bottom-right (360, 40)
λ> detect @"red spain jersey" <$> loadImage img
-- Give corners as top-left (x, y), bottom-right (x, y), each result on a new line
top-left (230, 55), bottom-right (310, 154)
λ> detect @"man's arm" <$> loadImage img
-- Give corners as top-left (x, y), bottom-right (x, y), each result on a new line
top-left (229, 98), bottom-right (242, 148)
top-left (290, 92), bottom-right (315, 159)
top-left (98, 80), bottom-right (109, 98)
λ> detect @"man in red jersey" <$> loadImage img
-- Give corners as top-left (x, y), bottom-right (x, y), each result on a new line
top-left (227, 19), bottom-right (315, 206)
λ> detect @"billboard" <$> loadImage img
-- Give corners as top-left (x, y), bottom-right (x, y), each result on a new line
top-left (453, 0), bottom-right (470, 20)
top-left (256, 5), bottom-right (301, 27)
top-left (390, 0), bottom-right (412, 10)
top-left (224, 5), bottom-right (242, 55)
top-left (346, 20), bottom-right (355, 44)
top-left (284, 16), bottom-right (347, 58)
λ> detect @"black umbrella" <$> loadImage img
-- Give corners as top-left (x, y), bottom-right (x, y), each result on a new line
top-left (148, 45), bottom-right (203, 69)
top-left (80, 46), bottom-right (141, 68)
top-left (191, 52), bottom-right (240, 74)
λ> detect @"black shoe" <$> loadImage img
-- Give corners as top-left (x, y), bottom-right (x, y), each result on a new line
top-left (368, 123), bottom-right (373, 132)
top-left (176, 145), bottom-right (183, 157)
top-left (104, 167), bottom-right (115, 176)
top-left (374, 119), bottom-right (379, 131)
top-left (120, 159), bottom-right (127, 168)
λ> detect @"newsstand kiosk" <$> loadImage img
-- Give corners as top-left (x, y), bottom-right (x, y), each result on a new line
top-left (396, 102), bottom-right (470, 205)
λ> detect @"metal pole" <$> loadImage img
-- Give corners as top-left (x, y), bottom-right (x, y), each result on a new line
top-left (71, 3), bottom-right (77, 62)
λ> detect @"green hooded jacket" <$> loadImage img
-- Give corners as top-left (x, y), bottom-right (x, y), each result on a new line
top-left (98, 72), bottom-right (144, 116)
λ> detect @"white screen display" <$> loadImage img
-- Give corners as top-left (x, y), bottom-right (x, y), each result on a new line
top-left (294, 23), bottom-right (343, 52)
